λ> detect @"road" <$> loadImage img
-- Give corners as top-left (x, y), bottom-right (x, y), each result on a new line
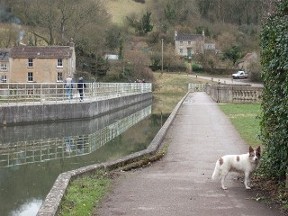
top-left (194, 75), bottom-right (263, 87)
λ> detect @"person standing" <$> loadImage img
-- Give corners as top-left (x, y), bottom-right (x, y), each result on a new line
top-left (77, 77), bottom-right (86, 102)
top-left (65, 75), bottom-right (73, 100)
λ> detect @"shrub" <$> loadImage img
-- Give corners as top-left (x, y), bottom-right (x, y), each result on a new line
top-left (191, 63), bottom-right (203, 72)
top-left (260, 1), bottom-right (288, 181)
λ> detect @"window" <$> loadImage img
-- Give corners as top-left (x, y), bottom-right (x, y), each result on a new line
top-left (57, 72), bottom-right (63, 82)
top-left (1, 75), bottom-right (7, 83)
top-left (180, 48), bottom-right (183, 54)
top-left (28, 58), bottom-right (33, 67)
top-left (57, 59), bottom-right (63, 67)
top-left (0, 63), bottom-right (7, 71)
top-left (180, 41), bottom-right (183, 45)
top-left (28, 72), bottom-right (33, 82)
top-left (188, 41), bottom-right (191, 45)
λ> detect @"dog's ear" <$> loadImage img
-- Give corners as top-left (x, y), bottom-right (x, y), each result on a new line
top-left (249, 146), bottom-right (254, 153)
top-left (256, 146), bottom-right (261, 154)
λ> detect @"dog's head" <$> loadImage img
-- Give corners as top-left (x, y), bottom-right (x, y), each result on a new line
top-left (249, 146), bottom-right (261, 163)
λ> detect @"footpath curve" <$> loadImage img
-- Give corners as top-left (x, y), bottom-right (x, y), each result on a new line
top-left (95, 92), bottom-right (284, 216)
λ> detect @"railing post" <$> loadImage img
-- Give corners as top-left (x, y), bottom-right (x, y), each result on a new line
top-left (40, 83), bottom-right (43, 103)
top-left (17, 83), bottom-right (19, 104)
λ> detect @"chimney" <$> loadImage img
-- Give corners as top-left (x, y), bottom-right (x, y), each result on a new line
top-left (202, 30), bottom-right (205, 43)
top-left (69, 38), bottom-right (75, 47)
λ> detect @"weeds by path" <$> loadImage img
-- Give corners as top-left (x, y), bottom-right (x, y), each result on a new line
top-left (58, 171), bottom-right (111, 216)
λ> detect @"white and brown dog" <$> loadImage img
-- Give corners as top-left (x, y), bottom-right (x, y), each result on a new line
top-left (212, 146), bottom-right (261, 190)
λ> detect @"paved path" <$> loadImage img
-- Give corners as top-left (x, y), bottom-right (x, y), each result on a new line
top-left (96, 92), bottom-right (283, 216)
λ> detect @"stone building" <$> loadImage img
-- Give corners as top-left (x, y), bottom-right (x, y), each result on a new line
top-left (0, 43), bottom-right (76, 83)
top-left (174, 31), bottom-right (205, 58)
top-left (174, 31), bottom-right (216, 59)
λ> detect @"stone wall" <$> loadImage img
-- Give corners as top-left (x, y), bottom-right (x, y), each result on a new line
top-left (205, 84), bottom-right (263, 103)
top-left (0, 93), bottom-right (152, 126)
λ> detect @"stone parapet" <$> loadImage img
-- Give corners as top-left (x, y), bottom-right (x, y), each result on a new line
top-left (205, 84), bottom-right (263, 103)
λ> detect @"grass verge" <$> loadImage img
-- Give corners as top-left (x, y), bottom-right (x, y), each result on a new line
top-left (218, 103), bottom-right (261, 147)
top-left (58, 171), bottom-right (111, 216)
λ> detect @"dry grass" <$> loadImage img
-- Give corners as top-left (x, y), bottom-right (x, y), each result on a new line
top-left (152, 72), bottom-right (207, 114)
top-left (105, 0), bottom-right (152, 25)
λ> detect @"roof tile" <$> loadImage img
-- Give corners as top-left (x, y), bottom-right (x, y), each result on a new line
top-left (175, 33), bottom-right (203, 41)
top-left (10, 46), bottom-right (73, 59)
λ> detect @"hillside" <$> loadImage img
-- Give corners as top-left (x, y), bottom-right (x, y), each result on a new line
top-left (106, 0), bottom-right (152, 25)
top-left (0, 0), bottom-right (264, 82)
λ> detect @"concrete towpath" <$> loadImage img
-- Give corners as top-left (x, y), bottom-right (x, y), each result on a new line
top-left (95, 92), bottom-right (284, 216)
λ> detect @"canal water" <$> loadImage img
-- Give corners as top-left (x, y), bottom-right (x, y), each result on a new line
top-left (0, 99), bottom-right (169, 216)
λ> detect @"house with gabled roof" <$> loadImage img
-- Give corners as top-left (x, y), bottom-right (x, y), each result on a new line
top-left (174, 31), bottom-right (216, 58)
top-left (174, 31), bottom-right (205, 58)
top-left (2, 43), bottom-right (76, 83)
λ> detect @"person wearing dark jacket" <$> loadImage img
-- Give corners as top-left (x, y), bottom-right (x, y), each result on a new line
top-left (77, 77), bottom-right (86, 102)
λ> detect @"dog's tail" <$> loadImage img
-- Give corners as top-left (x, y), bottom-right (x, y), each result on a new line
top-left (211, 162), bottom-right (220, 180)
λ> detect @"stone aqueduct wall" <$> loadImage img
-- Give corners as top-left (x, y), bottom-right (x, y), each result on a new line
top-left (0, 93), bottom-right (152, 126)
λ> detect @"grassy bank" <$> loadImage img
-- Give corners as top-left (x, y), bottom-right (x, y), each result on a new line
top-left (218, 103), bottom-right (261, 147)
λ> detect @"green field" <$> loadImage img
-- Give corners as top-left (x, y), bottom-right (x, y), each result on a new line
top-left (218, 103), bottom-right (262, 147)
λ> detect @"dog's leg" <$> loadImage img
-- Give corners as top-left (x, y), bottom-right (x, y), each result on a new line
top-left (221, 174), bottom-right (228, 190)
top-left (244, 172), bottom-right (251, 190)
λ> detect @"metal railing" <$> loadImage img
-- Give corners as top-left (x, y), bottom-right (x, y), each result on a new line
top-left (0, 82), bottom-right (152, 104)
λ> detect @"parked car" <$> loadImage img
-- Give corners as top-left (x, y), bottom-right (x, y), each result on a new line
top-left (232, 71), bottom-right (248, 79)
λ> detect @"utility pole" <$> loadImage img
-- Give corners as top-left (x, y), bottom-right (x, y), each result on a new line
top-left (161, 39), bottom-right (163, 74)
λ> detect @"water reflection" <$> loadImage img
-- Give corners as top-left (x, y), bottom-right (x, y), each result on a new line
top-left (0, 100), bottom-right (152, 168)
top-left (10, 199), bottom-right (42, 216)
top-left (0, 99), bottom-right (167, 216)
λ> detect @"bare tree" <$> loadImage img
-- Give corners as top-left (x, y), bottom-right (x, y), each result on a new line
top-left (11, 0), bottom-right (110, 47)
top-left (0, 24), bottom-right (19, 47)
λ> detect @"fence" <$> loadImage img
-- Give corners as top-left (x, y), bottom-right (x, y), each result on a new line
top-left (0, 82), bottom-right (152, 104)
